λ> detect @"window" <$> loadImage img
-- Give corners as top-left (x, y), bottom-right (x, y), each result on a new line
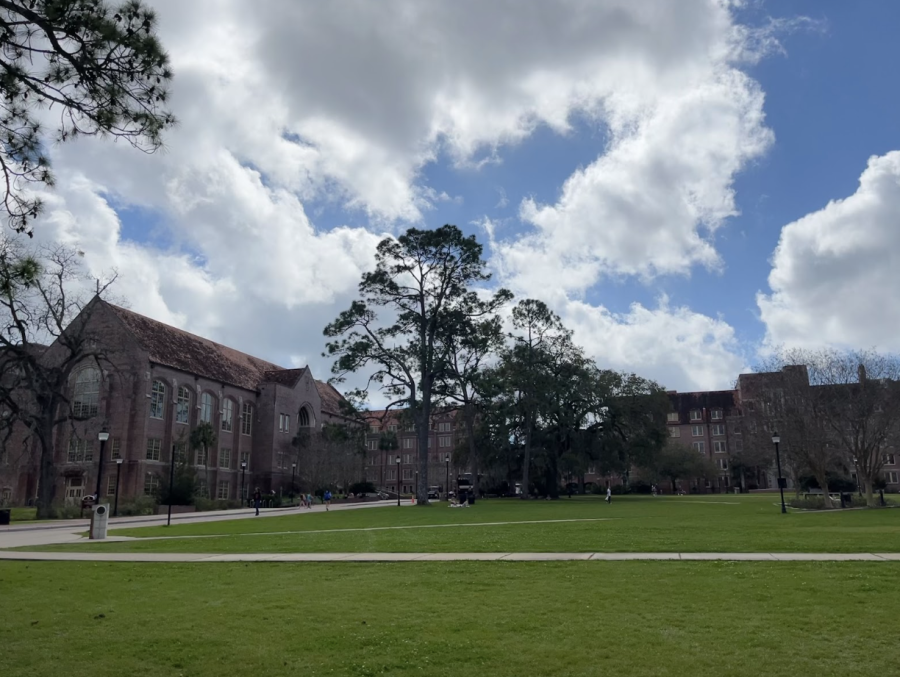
top-left (367, 439), bottom-right (378, 450)
top-left (299, 408), bottom-right (310, 427)
top-left (67, 438), bottom-right (93, 463)
top-left (195, 447), bottom-right (209, 466)
top-left (883, 454), bottom-right (896, 466)
top-left (65, 476), bottom-right (84, 500)
top-left (369, 424), bottom-right (379, 433)
top-left (221, 399), bottom-right (233, 432)
top-left (73, 368), bottom-right (101, 418)
top-left (691, 426), bottom-right (703, 437)
top-left (388, 424), bottom-right (398, 432)
top-left (200, 392), bottom-right (214, 423)
top-left (402, 438), bottom-right (415, 449)
top-left (713, 441), bottom-right (727, 454)
top-left (241, 402), bottom-right (252, 436)
top-left (217, 480), bottom-right (230, 500)
top-left (733, 425), bottom-right (742, 436)
top-left (692, 441), bottom-right (705, 454)
top-left (106, 475), bottom-right (117, 496)
top-left (403, 454), bottom-right (412, 464)
top-left (887, 472), bottom-right (899, 484)
top-left (404, 423), bottom-right (415, 432)
top-left (439, 436), bottom-right (451, 448)
top-left (279, 413), bottom-right (290, 433)
top-left (150, 380), bottom-right (166, 419)
top-left (239, 451), bottom-right (250, 470)
top-left (144, 473), bottom-right (160, 496)
top-left (386, 468), bottom-right (396, 480)
top-left (690, 409), bottom-right (702, 421)
top-left (146, 438), bottom-right (161, 461)
top-left (734, 440), bottom-right (743, 452)
top-left (667, 412), bottom-right (679, 423)
top-left (110, 438), bottom-right (121, 460)
top-left (438, 422), bottom-right (451, 432)
top-left (176, 386), bottom-right (191, 424)
top-left (711, 409), bottom-right (723, 420)
top-left (669, 427), bottom-right (681, 438)
top-left (174, 442), bottom-right (187, 463)
top-left (402, 469), bottom-right (413, 480)
top-left (717, 459), bottom-right (728, 470)
top-left (711, 425), bottom-right (726, 436)
top-left (1, 487), bottom-right (11, 503)
top-left (197, 479), bottom-right (208, 498)
top-left (219, 448), bottom-right (231, 469)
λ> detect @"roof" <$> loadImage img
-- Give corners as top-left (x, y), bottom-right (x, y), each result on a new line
top-left (107, 302), bottom-right (285, 392)
top-left (315, 380), bottom-right (346, 417)
top-left (263, 368), bottom-right (306, 388)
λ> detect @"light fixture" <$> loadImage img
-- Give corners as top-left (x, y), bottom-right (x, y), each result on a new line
top-left (771, 432), bottom-right (780, 445)
top-left (98, 426), bottom-right (110, 442)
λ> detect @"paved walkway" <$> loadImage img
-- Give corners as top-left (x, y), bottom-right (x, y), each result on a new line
top-left (0, 500), bottom-right (396, 549)
top-left (1, 551), bottom-right (898, 562)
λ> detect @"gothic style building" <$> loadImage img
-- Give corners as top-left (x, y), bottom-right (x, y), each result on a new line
top-left (0, 298), bottom-right (350, 507)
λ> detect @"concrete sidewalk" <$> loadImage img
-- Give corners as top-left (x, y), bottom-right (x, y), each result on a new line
top-left (1, 551), bottom-right (899, 563)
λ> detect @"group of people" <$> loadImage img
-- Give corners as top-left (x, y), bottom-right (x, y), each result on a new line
top-left (251, 488), bottom-right (333, 516)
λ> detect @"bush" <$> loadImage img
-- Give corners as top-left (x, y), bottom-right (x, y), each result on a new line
top-left (47, 503), bottom-right (84, 519)
top-left (349, 481), bottom-right (376, 495)
top-left (630, 480), bottom-right (652, 495)
top-left (798, 474), bottom-right (856, 493)
top-left (193, 497), bottom-right (242, 512)
top-left (789, 494), bottom-right (868, 510)
top-left (611, 485), bottom-right (627, 495)
top-left (116, 496), bottom-right (157, 516)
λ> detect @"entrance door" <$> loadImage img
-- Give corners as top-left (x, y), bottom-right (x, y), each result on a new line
top-left (65, 476), bottom-right (85, 503)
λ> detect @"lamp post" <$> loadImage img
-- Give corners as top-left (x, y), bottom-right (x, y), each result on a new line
top-left (415, 470), bottom-right (418, 502)
top-left (113, 458), bottom-right (123, 517)
top-left (771, 431), bottom-right (787, 514)
top-left (396, 455), bottom-right (401, 507)
top-left (167, 443), bottom-right (176, 526)
top-left (95, 426), bottom-right (109, 502)
top-left (445, 454), bottom-right (450, 501)
top-left (291, 463), bottom-right (296, 506)
top-left (853, 457), bottom-right (862, 496)
top-left (240, 461), bottom-right (247, 506)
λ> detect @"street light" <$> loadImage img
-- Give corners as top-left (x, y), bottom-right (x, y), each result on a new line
top-left (395, 455), bottom-right (401, 507)
top-left (853, 457), bottom-right (862, 496)
top-left (113, 458), bottom-right (123, 517)
top-left (95, 426), bottom-right (109, 503)
top-left (415, 469), bottom-right (418, 502)
top-left (240, 461), bottom-right (247, 507)
top-left (445, 454), bottom-right (450, 501)
top-left (771, 431), bottom-right (787, 514)
top-left (291, 463), bottom-right (297, 506)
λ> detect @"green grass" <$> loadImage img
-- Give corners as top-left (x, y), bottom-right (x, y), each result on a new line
top-left (1, 560), bottom-right (898, 676)
top-left (20, 494), bottom-right (900, 554)
top-left (6, 506), bottom-right (37, 522)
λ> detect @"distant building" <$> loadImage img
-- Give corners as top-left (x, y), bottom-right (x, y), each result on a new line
top-left (0, 298), bottom-right (351, 507)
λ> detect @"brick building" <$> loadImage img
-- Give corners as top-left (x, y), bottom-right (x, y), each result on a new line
top-left (363, 409), bottom-right (463, 495)
top-left (0, 298), bottom-right (351, 507)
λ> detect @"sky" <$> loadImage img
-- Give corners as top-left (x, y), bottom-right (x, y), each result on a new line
top-left (23, 0), bottom-right (900, 401)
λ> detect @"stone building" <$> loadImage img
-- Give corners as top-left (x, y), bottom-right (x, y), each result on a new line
top-left (0, 297), bottom-right (351, 507)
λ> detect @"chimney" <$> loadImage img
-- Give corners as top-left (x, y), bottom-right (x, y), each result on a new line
top-left (858, 364), bottom-right (867, 383)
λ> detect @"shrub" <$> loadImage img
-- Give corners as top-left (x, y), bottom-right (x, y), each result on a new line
top-left (193, 497), bottom-right (243, 512)
top-left (630, 480), bottom-right (652, 495)
top-left (47, 503), bottom-right (84, 519)
top-left (349, 481), bottom-right (376, 495)
top-left (116, 496), bottom-right (157, 516)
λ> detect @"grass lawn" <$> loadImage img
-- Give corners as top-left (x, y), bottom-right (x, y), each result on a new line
top-left (20, 494), bottom-right (900, 554)
top-left (1, 560), bottom-right (898, 677)
top-left (7, 507), bottom-right (37, 522)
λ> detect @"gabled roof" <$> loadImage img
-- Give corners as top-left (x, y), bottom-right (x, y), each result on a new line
top-left (263, 368), bottom-right (306, 388)
top-left (315, 380), bottom-right (347, 417)
top-left (106, 302), bottom-right (285, 392)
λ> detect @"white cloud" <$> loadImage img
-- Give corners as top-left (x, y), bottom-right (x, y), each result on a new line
top-left (758, 151), bottom-right (900, 352)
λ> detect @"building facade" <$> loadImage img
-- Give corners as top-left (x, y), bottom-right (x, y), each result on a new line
top-left (0, 298), bottom-right (352, 507)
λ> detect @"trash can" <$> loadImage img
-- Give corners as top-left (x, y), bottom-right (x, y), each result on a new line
top-left (0, 508), bottom-right (10, 526)
top-left (89, 503), bottom-right (109, 540)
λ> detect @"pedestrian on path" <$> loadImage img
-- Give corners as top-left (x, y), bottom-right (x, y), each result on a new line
top-left (324, 489), bottom-right (332, 511)
top-left (306, 493), bottom-right (313, 509)
top-left (253, 489), bottom-right (262, 516)
top-left (605, 486), bottom-right (612, 504)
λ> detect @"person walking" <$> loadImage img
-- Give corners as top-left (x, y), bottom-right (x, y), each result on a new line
top-left (306, 493), bottom-right (313, 509)
top-left (253, 488), bottom-right (262, 516)
top-left (605, 486), bottom-right (612, 504)
top-left (324, 489), bottom-right (332, 511)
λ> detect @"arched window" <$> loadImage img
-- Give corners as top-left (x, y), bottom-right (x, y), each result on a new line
top-left (176, 386), bottom-right (191, 424)
top-left (221, 399), bottom-right (234, 432)
top-left (149, 380), bottom-right (166, 419)
top-left (298, 407), bottom-right (310, 427)
top-left (73, 368), bottom-right (101, 418)
top-left (200, 392), bottom-right (214, 423)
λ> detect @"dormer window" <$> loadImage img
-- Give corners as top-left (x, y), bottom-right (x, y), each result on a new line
top-left (689, 409), bottom-right (702, 421)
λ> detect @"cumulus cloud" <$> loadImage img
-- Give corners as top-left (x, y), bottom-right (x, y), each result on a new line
top-left (22, 0), bottom-right (781, 391)
top-left (758, 151), bottom-right (900, 352)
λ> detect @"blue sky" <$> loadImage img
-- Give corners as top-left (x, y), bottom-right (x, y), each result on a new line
top-left (32, 0), bottom-right (900, 397)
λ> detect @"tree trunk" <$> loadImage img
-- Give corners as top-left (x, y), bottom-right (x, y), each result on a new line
top-left (548, 450), bottom-right (560, 499)
top-left (416, 389), bottom-right (431, 505)
top-left (520, 415), bottom-right (532, 499)
top-left (464, 402), bottom-right (478, 494)
top-left (739, 467), bottom-right (746, 493)
top-left (863, 478), bottom-right (876, 507)
top-left (36, 417), bottom-right (57, 519)
top-left (814, 469), bottom-right (833, 509)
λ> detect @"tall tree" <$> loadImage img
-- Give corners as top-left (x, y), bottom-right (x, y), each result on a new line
top-left (189, 421), bottom-right (216, 499)
top-left (0, 0), bottom-right (176, 235)
top-left (0, 238), bottom-right (116, 517)
top-left (324, 225), bottom-right (510, 503)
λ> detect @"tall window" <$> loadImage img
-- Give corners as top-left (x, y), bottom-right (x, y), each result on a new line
top-left (174, 442), bottom-right (187, 463)
top-left (110, 438), bottom-right (121, 460)
top-left (195, 447), bottom-right (209, 466)
top-left (73, 368), bottom-right (100, 418)
top-left (239, 451), bottom-right (250, 470)
top-left (144, 473), bottom-right (160, 496)
top-left (219, 448), bottom-right (232, 469)
top-left (403, 438), bottom-right (415, 449)
top-left (217, 480), bottom-right (230, 500)
top-left (711, 425), bottom-right (726, 436)
top-left (241, 402), bottom-right (252, 435)
top-left (299, 408), bottom-right (310, 427)
top-left (402, 469), bottom-right (413, 480)
top-left (669, 427), bottom-right (681, 438)
top-left (146, 438), bottom-right (161, 461)
top-left (692, 441), bottom-right (705, 454)
top-left (67, 438), bottom-right (93, 463)
top-left (438, 422), bottom-right (451, 432)
top-left (106, 475), bottom-right (117, 496)
top-left (150, 380), bottom-right (166, 419)
top-left (366, 439), bottom-right (378, 450)
top-left (175, 386), bottom-right (191, 424)
top-left (221, 399), bottom-right (233, 432)
top-left (713, 441), bottom-right (727, 453)
top-left (200, 393), bottom-right (213, 423)
top-left (691, 426), bottom-right (703, 437)
top-left (279, 413), bottom-right (290, 433)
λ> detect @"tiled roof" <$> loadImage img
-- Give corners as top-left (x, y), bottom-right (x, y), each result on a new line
top-left (315, 380), bottom-right (347, 417)
top-left (107, 303), bottom-right (284, 392)
top-left (263, 368), bottom-right (306, 388)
